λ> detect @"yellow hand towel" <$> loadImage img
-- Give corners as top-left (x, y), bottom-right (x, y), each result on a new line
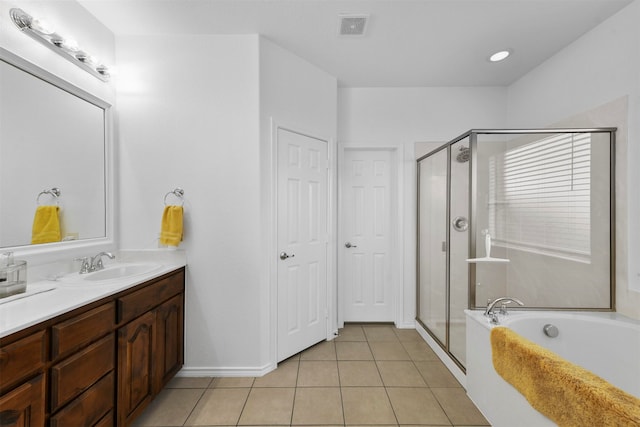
top-left (31, 205), bottom-right (61, 244)
top-left (160, 205), bottom-right (183, 247)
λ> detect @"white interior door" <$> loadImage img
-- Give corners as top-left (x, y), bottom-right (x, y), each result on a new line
top-left (340, 149), bottom-right (395, 322)
top-left (277, 128), bottom-right (328, 362)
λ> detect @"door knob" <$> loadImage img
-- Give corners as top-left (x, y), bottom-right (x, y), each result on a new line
top-left (280, 252), bottom-right (295, 260)
top-left (345, 242), bottom-right (357, 248)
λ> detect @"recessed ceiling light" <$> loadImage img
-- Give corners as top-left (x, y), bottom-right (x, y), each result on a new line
top-left (489, 50), bottom-right (511, 62)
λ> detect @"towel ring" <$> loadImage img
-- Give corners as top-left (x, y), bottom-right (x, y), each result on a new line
top-left (36, 188), bottom-right (61, 206)
top-left (164, 188), bottom-right (185, 206)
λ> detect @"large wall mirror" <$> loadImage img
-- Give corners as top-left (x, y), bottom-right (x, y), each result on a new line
top-left (0, 48), bottom-right (110, 249)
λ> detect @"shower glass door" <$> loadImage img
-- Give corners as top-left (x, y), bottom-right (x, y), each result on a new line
top-left (417, 148), bottom-right (448, 345)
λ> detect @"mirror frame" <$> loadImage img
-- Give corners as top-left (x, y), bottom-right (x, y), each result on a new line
top-left (0, 47), bottom-right (114, 262)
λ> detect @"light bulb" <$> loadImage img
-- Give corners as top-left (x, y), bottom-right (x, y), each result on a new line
top-left (76, 53), bottom-right (97, 65)
top-left (96, 65), bottom-right (110, 78)
top-left (61, 38), bottom-right (79, 52)
top-left (30, 18), bottom-right (54, 35)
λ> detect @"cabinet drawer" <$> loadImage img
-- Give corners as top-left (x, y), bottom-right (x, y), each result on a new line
top-left (0, 330), bottom-right (46, 392)
top-left (49, 371), bottom-right (114, 427)
top-left (118, 270), bottom-right (184, 323)
top-left (52, 302), bottom-right (115, 360)
top-left (50, 333), bottom-right (115, 412)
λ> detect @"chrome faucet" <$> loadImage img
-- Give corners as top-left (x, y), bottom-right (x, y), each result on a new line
top-left (484, 297), bottom-right (524, 324)
top-left (90, 252), bottom-right (115, 272)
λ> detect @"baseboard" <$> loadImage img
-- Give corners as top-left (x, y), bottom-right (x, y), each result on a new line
top-left (395, 320), bottom-right (416, 329)
top-left (176, 362), bottom-right (276, 378)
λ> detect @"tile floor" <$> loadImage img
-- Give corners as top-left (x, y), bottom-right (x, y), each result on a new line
top-left (132, 324), bottom-right (490, 427)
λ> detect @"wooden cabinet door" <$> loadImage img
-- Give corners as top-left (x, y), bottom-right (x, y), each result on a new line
top-left (117, 311), bottom-right (156, 427)
top-left (0, 374), bottom-right (45, 427)
top-left (154, 293), bottom-right (184, 392)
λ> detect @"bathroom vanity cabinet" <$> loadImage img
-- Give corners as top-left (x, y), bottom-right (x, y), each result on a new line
top-left (0, 267), bottom-right (185, 427)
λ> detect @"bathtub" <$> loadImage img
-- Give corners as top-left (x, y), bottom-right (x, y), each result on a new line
top-left (465, 309), bottom-right (640, 427)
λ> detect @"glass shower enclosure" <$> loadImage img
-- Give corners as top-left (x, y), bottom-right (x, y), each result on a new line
top-left (417, 129), bottom-right (616, 370)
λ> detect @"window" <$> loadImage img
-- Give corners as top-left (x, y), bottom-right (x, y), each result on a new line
top-left (489, 133), bottom-right (591, 261)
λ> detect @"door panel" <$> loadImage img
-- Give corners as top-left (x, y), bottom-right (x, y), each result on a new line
top-left (341, 149), bottom-right (395, 322)
top-left (117, 311), bottom-right (155, 426)
top-left (277, 129), bottom-right (328, 362)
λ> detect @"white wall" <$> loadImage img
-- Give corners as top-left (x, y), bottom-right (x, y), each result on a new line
top-left (338, 87), bottom-right (507, 326)
top-left (258, 38), bottom-right (338, 366)
top-left (116, 35), bottom-right (264, 374)
top-left (506, 0), bottom-right (640, 319)
top-left (339, 87), bottom-right (507, 144)
top-left (117, 34), bottom-right (337, 374)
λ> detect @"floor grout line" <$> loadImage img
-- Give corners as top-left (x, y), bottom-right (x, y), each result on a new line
top-left (181, 387), bottom-right (208, 427)
top-left (234, 383), bottom-right (252, 426)
top-left (141, 325), bottom-right (488, 427)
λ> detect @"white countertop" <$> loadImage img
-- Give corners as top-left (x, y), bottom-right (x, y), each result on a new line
top-left (0, 251), bottom-right (186, 339)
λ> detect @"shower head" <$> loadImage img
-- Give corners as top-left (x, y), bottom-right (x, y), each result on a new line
top-left (456, 146), bottom-right (470, 163)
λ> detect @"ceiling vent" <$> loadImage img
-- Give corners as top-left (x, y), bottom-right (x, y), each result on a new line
top-left (338, 14), bottom-right (369, 36)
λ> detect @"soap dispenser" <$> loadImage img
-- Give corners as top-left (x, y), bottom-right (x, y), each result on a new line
top-left (0, 251), bottom-right (27, 298)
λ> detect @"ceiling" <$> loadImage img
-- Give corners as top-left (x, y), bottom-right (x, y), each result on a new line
top-left (78, 0), bottom-right (632, 87)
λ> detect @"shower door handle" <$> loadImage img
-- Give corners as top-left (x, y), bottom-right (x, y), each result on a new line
top-left (345, 242), bottom-right (357, 248)
top-left (452, 216), bottom-right (468, 232)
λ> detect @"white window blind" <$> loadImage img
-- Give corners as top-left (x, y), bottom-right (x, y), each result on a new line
top-left (489, 133), bottom-right (591, 260)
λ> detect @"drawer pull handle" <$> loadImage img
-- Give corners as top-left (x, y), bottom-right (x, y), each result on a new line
top-left (0, 410), bottom-right (21, 424)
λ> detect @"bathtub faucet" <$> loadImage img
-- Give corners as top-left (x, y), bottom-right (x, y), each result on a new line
top-left (485, 297), bottom-right (524, 323)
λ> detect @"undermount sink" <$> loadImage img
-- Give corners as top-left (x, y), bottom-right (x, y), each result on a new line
top-left (59, 263), bottom-right (163, 286)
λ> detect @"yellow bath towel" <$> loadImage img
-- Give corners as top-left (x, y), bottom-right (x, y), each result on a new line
top-left (490, 326), bottom-right (640, 427)
top-left (31, 205), bottom-right (61, 244)
top-left (160, 205), bottom-right (183, 247)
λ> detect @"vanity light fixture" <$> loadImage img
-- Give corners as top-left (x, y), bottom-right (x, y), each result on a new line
top-left (489, 50), bottom-right (511, 62)
top-left (9, 8), bottom-right (111, 82)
